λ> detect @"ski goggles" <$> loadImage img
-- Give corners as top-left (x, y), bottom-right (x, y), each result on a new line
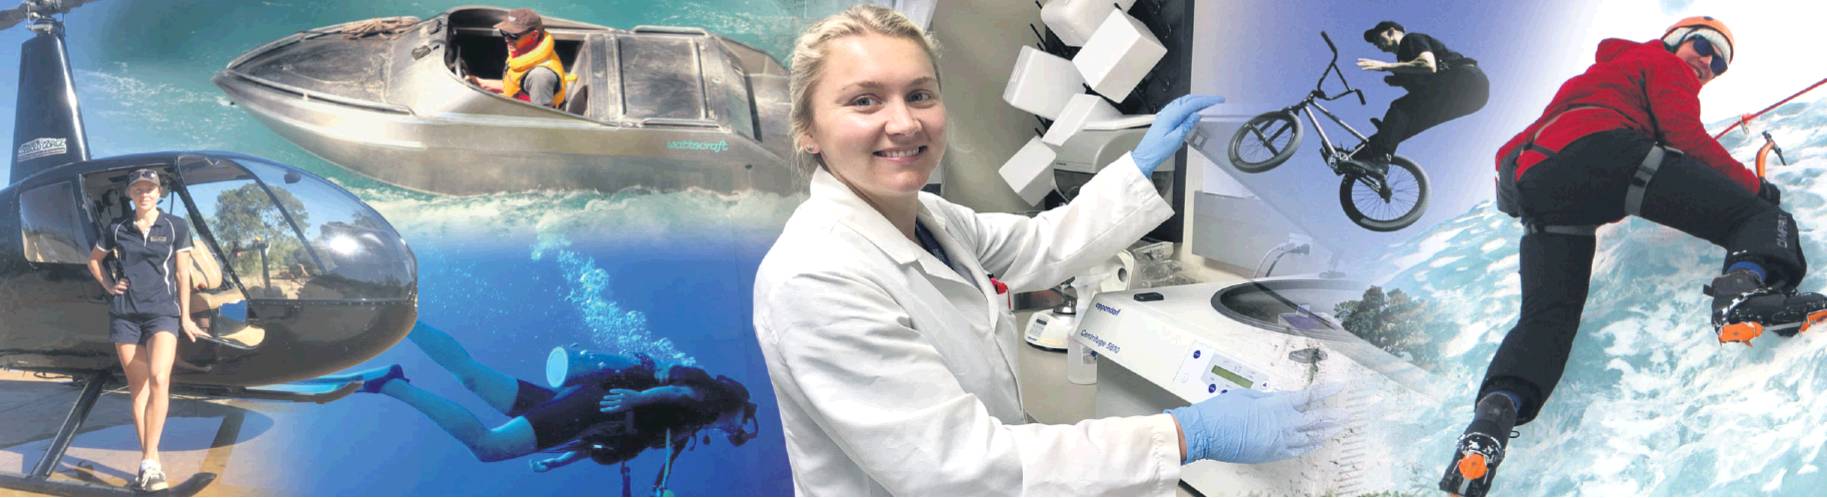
top-left (1687, 31), bottom-right (1731, 76)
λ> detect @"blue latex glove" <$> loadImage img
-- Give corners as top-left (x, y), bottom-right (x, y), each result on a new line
top-left (1133, 94), bottom-right (1226, 176)
top-left (1166, 385), bottom-right (1343, 464)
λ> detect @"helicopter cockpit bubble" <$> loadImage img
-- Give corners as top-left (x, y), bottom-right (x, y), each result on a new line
top-left (171, 154), bottom-right (416, 304)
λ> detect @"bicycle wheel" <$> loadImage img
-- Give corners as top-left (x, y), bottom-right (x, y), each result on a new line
top-left (1227, 110), bottom-right (1303, 173)
top-left (1339, 155), bottom-right (1429, 232)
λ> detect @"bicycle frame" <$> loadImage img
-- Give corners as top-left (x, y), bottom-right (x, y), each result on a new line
top-left (1219, 31), bottom-right (1427, 229)
top-left (1287, 32), bottom-right (1374, 177)
top-left (1293, 99), bottom-right (1371, 175)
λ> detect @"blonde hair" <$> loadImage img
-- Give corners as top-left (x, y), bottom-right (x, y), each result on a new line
top-left (787, 5), bottom-right (941, 177)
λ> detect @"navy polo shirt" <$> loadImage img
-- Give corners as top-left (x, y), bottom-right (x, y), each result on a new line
top-left (95, 213), bottom-right (193, 317)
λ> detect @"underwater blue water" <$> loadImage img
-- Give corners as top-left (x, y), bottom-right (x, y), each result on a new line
top-left (0, 0), bottom-right (832, 495)
top-left (255, 234), bottom-right (790, 496)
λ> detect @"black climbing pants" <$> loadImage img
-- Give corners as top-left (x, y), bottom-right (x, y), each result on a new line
top-left (1478, 130), bottom-right (1805, 424)
top-left (1365, 65), bottom-right (1490, 157)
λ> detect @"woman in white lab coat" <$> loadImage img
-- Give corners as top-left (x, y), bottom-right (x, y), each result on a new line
top-left (752, 6), bottom-right (1337, 496)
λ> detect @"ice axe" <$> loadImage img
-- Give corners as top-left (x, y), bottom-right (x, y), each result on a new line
top-left (1755, 130), bottom-right (1787, 179)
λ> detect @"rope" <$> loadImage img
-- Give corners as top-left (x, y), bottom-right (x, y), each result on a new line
top-left (334, 17), bottom-right (419, 40)
top-left (1712, 77), bottom-right (1827, 140)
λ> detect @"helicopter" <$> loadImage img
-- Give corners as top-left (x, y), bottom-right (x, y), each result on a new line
top-left (2, 0), bottom-right (417, 495)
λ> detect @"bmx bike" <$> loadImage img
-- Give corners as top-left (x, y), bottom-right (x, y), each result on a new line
top-left (1225, 32), bottom-right (1428, 232)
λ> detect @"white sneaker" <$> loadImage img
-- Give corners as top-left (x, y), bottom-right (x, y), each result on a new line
top-left (140, 460), bottom-right (169, 492)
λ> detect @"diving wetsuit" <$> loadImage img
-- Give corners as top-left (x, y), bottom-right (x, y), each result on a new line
top-left (1482, 38), bottom-right (1803, 425)
top-left (508, 357), bottom-right (730, 463)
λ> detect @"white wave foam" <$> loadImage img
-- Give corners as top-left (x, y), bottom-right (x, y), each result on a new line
top-left (1367, 96), bottom-right (1827, 495)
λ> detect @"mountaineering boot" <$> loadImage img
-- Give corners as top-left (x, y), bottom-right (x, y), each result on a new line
top-left (1705, 270), bottom-right (1827, 345)
top-left (1439, 393), bottom-right (1518, 497)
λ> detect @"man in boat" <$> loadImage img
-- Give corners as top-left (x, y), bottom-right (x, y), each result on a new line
top-left (466, 8), bottom-right (571, 109)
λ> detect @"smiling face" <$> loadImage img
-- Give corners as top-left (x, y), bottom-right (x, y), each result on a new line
top-left (127, 181), bottom-right (162, 213)
top-left (1673, 38), bottom-right (1719, 85)
top-left (799, 33), bottom-right (945, 203)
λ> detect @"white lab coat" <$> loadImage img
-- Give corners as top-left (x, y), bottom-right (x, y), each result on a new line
top-left (753, 153), bottom-right (1181, 496)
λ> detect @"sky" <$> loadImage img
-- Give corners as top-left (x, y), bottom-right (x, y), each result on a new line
top-left (2, 0), bottom-right (1819, 256)
top-left (1184, 0), bottom-right (1823, 264)
top-left (1190, 0), bottom-right (1590, 261)
top-left (1586, 0), bottom-right (1827, 124)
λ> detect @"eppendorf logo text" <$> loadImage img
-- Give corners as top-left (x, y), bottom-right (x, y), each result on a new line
top-left (15, 137), bottom-right (68, 162)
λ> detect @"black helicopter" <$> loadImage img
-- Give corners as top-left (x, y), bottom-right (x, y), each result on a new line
top-left (1, 1), bottom-right (417, 495)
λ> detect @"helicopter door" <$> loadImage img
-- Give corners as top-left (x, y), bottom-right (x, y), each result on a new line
top-left (12, 179), bottom-right (111, 344)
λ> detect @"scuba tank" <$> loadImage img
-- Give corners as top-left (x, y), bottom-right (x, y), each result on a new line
top-left (545, 346), bottom-right (648, 388)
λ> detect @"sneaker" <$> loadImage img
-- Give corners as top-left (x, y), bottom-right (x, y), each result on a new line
top-left (1439, 394), bottom-right (1517, 497)
top-left (1705, 270), bottom-right (1827, 344)
top-left (1343, 148), bottom-right (1392, 176)
top-left (140, 461), bottom-right (169, 493)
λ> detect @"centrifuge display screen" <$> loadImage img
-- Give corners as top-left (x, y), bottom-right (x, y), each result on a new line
top-left (1210, 364), bottom-right (1253, 389)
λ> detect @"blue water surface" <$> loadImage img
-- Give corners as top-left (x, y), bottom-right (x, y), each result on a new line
top-left (0, 1), bottom-right (821, 494)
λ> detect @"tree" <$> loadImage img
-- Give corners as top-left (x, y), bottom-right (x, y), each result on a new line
top-left (1335, 286), bottom-right (1439, 368)
top-left (208, 183), bottom-right (313, 291)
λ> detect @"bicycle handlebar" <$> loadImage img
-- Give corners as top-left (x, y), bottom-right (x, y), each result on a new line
top-left (1322, 31), bottom-right (1338, 62)
top-left (1319, 88), bottom-right (1367, 106)
top-left (1322, 31), bottom-right (1366, 106)
top-left (1313, 32), bottom-right (1365, 107)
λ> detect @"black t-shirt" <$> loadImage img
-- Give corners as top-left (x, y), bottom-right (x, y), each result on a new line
top-left (1397, 33), bottom-right (1472, 67)
top-left (96, 213), bottom-right (193, 317)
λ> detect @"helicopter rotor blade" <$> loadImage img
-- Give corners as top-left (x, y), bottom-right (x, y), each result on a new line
top-left (1, 0), bottom-right (106, 32)
top-left (0, 4), bottom-right (27, 31)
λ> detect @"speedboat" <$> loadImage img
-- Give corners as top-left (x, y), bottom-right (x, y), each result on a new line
top-left (213, 6), bottom-right (797, 195)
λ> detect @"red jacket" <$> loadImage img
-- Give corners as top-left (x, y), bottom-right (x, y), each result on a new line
top-left (1496, 39), bottom-right (1758, 193)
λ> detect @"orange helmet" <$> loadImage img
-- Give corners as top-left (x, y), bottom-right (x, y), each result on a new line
top-left (1663, 16), bottom-right (1734, 63)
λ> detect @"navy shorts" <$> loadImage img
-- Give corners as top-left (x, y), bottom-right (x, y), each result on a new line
top-left (110, 315), bottom-right (179, 345)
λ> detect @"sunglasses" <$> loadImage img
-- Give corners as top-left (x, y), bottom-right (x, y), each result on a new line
top-left (500, 29), bottom-right (532, 43)
top-left (1690, 34), bottom-right (1729, 76)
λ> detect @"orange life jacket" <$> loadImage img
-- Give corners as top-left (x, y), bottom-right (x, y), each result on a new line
top-left (502, 32), bottom-right (573, 108)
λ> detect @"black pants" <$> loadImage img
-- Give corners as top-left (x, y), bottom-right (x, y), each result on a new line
top-left (1478, 130), bottom-right (1805, 424)
top-left (1365, 65), bottom-right (1490, 156)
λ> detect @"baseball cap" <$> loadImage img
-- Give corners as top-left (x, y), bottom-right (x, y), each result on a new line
top-left (128, 168), bottom-right (161, 188)
top-left (494, 8), bottom-right (543, 35)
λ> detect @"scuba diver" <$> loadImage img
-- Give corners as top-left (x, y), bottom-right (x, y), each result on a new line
top-left (465, 7), bottom-right (571, 108)
top-left (1351, 20), bottom-right (1489, 168)
top-left (1440, 16), bottom-right (1827, 496)
top-left (318, 323), bottom-right (758, 488)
